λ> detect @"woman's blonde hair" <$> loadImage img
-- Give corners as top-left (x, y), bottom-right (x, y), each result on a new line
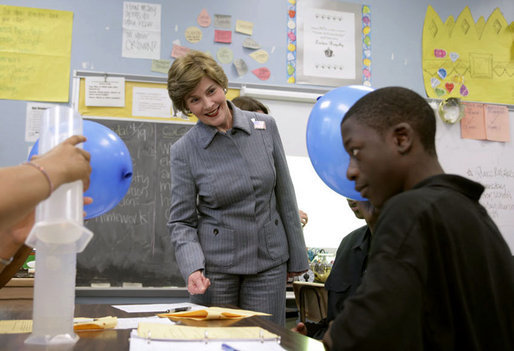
top-left (167, 51), bottom-right (228, 114)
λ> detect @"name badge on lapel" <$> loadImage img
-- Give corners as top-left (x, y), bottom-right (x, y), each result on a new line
top-left (252, 119), bottom-right (266, 130)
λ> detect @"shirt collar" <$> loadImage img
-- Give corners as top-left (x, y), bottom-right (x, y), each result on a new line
top-left (197, 100), bottom-right (252, 149)
top-left (352, 226), bottom-right (372, 251)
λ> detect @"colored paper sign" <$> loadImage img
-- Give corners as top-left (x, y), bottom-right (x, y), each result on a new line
top-left (214, 14), bottom-right (231, 29)
top-left (242, 38), bottom-right (260, 49)
top-left (252, 67), bottom-right (271, 80)
top-left (0, 5), bottom-right (73, 102)
top-left (249, 49), bottom-right (269, 63)
top-left (216, 48), bottom-right (233, 64)
top-left (422, 6), bottom-right (513, 104)
top-left (151, 59), bottom-right (171, 74)
top-left (171, 44), bottom-right (190, 58)
top-left (484, 104), bottom-right (510, 142)
top-left (460, 102), bottom-right (486, 140)
top-left (197, 9), bottom-right (211, 27)
top-left (185, 26), bottom-right (202, 43)
top-left (214, 30), bottom-right (232, 44)
top-left (233, 59), bottom-right (248, 77)
top-left (235, 20), bottom-right (253, 35)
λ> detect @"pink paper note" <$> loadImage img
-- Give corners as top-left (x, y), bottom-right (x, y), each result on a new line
top-left (197, 9), bottom-right (211, 27)
top-left (485, 104), bottom-right (510, 142)
top-left (460, 102), bottom-right (486, 140)
top-left (171, 44), bottom-right (190, 58)
top-left (252, 67), bottom-right (271, 81)
top-left (214, 30), bottom-right (232, 43)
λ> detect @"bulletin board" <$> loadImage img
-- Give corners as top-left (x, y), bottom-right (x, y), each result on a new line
top-left (75, 71), bottom-right (240, 123)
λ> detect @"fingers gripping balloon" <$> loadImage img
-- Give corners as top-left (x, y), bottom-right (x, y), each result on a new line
top-left (306, 85), bottom-right (374, 201)
top-left (29, 120), bottom-right (133, 219)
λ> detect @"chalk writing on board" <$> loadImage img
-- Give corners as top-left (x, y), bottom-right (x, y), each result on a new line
top-left (77, 120), bottom-right (192, 287)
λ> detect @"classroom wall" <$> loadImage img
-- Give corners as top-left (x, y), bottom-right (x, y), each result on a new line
top-left (1, 0), bottom-right (512, 167)
top-left (1, 0), bottom-right (512, 253)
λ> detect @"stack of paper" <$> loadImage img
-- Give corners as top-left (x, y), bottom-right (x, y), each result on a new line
top-left (137, 323), bottom-right (278, 340)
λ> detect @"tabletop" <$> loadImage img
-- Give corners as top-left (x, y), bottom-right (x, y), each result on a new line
top-left (0, 300), bottom-right (324, 351)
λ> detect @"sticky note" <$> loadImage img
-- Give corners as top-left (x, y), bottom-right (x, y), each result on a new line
top-left (252, 67), bottom-right (271, 81)
top-left (214, 14), bottom-right (231, 29)
top-left (215, 30), bottom-right (232, 43)
top-left (249, 49), bottom-right (269, 64)
top-left (171, 44), bottom-right (190, 58)
top-left (217, 47), bottom-right (233, 64)
top-left (461, 102), bottom-right (486, 140)
top-left (197, 9), bottom-right (211, 27)
top-left (236, 20), bottom-right (253, 35)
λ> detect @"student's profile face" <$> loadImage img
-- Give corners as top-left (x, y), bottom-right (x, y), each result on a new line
top-left (341, 118), bottom-right (403, 208)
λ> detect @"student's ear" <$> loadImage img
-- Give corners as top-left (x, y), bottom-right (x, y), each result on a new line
top-left (392, 122), bottom-right (413, 155)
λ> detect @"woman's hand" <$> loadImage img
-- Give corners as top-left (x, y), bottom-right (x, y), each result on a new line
top-left (299, 210), bottom-right (308, 227)
top-left (292, 322), bottom-right (308, 335)
top-left (187, 270), bottom-right (211, 295)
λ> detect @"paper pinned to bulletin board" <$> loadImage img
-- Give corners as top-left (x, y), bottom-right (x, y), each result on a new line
top-left (0, 5), bottom-right (73, 102)
top-left (77, 73), bottom-right (240, 123)
top-left (422, 6), bottom-right (513, 105)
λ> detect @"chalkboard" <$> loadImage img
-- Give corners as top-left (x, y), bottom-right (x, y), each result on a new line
top-left (76, 119), bottom-right (192, 287)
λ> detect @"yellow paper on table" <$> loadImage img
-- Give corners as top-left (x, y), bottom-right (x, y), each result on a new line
top-left (73, 316), bottom-right (117, 331)
top-left (138, 323), bottom-right (278, 340)
top-left (0, 320), bottom-right (32, 334)
top-left (157, 307), bottom-right (270, 321)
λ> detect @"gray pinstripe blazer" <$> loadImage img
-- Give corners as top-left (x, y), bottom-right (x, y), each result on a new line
top-left (167, 101), bottom-right (309, 281)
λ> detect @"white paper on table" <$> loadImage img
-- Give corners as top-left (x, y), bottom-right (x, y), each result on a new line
top-left (112, 302), bottom-right (204, 313)
top-left (128, 330), bottom-right (287, 351)
top-left (116, 316), bottom-right (174, 329)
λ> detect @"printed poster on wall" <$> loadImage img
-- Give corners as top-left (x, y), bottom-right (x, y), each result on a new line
top-left (296, 0), bottom-right (362, 86)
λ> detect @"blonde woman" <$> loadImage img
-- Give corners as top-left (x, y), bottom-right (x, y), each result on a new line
top-left (167, 51), bottom-right (308, 326)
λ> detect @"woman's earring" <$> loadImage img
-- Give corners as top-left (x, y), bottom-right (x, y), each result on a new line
top-left (223, 88), bottom-right (227, 94)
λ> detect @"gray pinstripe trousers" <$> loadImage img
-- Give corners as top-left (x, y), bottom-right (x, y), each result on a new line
top-left (190, 262), bottom-right (288, 326)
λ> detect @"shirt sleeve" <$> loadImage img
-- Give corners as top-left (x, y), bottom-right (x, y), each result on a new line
top-left (167, 139), bottom-right (205, 281)
top-left (268, 116), bottom-right (309, 273)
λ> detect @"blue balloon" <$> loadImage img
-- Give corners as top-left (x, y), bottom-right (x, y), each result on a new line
top-left (29, 120), bottom-right (133, 219)
top-left (306, 85), bottom-right (374, 201)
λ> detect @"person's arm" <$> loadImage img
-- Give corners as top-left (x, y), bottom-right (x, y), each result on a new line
top-left (324, 218), bottom-right (425, 349)
top-left (0, 135), bottom-right (91, 232)
top-left (167, 140), bottom-right (208, 293)
top-left (267, 116), bottom-right (309, 275)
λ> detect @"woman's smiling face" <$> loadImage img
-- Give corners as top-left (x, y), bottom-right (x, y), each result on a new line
top-left (185, 76), bottom-right (232, 132)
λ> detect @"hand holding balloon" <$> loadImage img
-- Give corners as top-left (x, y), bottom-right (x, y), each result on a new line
top-left (29, 120), bottom-right (133, 219)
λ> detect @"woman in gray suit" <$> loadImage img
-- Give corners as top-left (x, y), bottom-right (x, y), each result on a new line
top-left (167, 51), bottom-right (309, 326)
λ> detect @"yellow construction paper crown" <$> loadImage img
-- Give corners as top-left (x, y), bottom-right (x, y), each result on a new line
top-left (422, 6), bottom-right (513, 105)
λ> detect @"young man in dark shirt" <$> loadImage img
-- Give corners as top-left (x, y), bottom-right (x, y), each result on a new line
top-left (324, 86), bottom-right (514, 350)
top-left (293, 199), bottom-right (376, 340)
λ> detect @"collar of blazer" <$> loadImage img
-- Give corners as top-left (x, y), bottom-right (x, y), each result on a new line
top-left (198, 101), bottom-right (254, 149)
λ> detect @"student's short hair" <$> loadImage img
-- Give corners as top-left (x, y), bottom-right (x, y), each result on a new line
top-left (342, 87), bottom-right (437, 155)
top-left (167, 51), bottom-right (228, 114)
top-left (232, 96), bottom-right (269, 114)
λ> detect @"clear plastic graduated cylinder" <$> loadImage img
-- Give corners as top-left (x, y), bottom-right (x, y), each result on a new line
top-left (25, 106), bottom-right (93, 345)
